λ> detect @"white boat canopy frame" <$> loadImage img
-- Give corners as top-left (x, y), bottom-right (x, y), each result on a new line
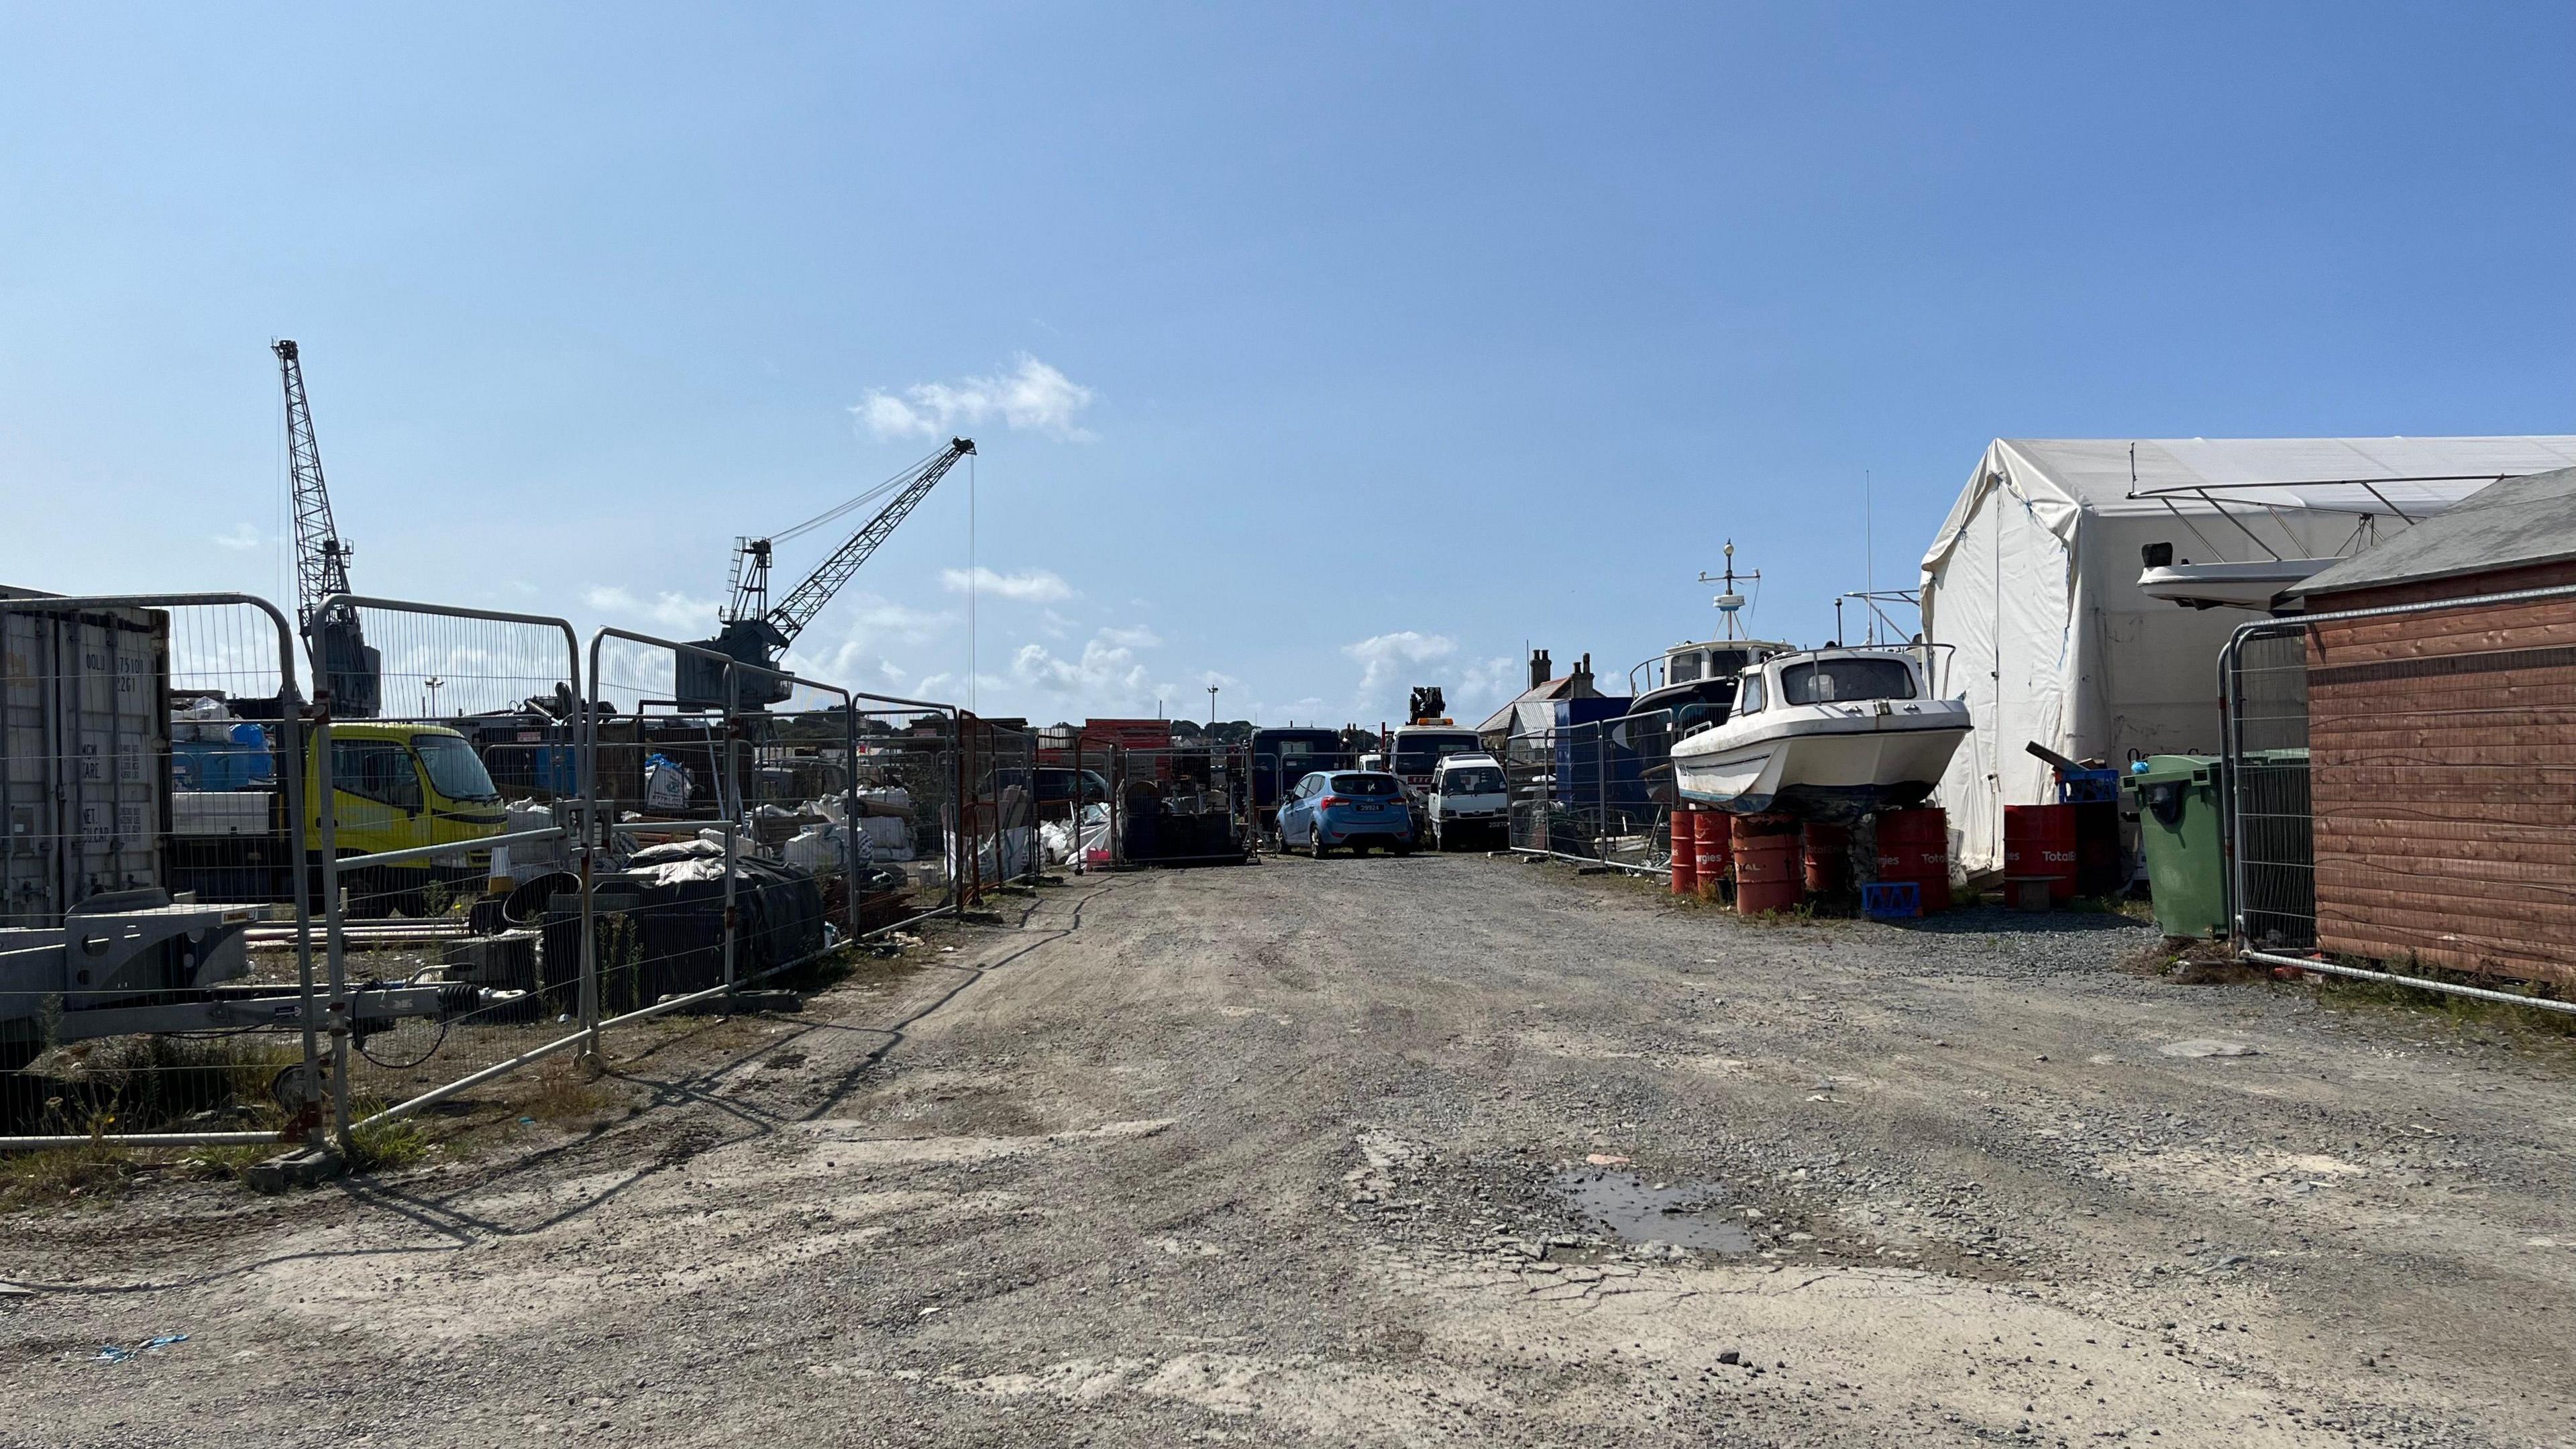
top-left (1919, 435), bottom-right (2576, 873)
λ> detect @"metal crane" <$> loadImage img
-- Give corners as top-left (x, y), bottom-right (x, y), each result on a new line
top-left (678, 436), bottom-right (975, 708)
top-left (273, 339), bottom-right (380, 716)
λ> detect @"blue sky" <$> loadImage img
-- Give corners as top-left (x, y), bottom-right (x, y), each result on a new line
top-left (5, 4), bottom-right (2571, 727)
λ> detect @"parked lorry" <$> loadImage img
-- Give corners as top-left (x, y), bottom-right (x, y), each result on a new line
top-left (170, 715), bottom-right (508, 916)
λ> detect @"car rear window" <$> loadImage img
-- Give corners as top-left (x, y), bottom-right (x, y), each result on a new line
top-left (1330, 774), bottom-right (1400, 796)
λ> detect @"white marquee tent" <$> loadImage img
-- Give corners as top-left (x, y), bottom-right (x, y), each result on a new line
top-left (1919, 435), bottom-right (2576, 874)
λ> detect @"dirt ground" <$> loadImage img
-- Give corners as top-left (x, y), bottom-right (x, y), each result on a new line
top-left (5, 853), bottom-right (2573, 1448)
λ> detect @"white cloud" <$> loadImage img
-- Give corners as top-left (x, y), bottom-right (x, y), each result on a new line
top-left (1342, 630), bottom-right (1458, 696)
top-left (939, 566), bottom-right (1074, 603)
top-left (857, 354), bottom-right (1097, 441)
top-left (1456, 655), bottom-right (1522, 718)
top-left (213, 523), bottom-right (262, 551)
top-left (584, 585), bottom-right (722, 634)
top-left (1006, 623), bottom-right (1173, 709)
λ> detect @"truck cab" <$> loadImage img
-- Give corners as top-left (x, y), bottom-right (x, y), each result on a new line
top-left (170, 719), bottom-right (506, 916)
top-left (1426, 752), bottom-right (1508, 851)
top-left (317, 723), bottom-right (506, 878)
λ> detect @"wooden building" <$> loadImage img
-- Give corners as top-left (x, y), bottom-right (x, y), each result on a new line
top-left (2290, 467), bottom-right (2576, 988)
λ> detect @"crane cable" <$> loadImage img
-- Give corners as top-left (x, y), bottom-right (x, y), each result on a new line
top-left (765, 441), bottom-right (957, 547)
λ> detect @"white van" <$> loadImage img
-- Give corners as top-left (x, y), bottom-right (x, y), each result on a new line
top-left (1426, 752), bottom-right (1509, 851)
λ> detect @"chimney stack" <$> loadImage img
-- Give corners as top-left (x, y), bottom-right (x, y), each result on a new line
top-left (1572, 653), bottom-right (1594, 694)
top-left (1528, 648), bottom-right (1552, 690)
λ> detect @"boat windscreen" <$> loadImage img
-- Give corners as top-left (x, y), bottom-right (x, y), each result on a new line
top-left (1780, 657), bottom-right (1917, 705)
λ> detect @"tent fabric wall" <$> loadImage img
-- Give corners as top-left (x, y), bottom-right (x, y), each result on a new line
top-left (1921, 435), bottom-right (2576, 874)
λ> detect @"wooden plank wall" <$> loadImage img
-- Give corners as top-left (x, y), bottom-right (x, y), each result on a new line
top-left (2306, 592), bottom-right (2576, 988)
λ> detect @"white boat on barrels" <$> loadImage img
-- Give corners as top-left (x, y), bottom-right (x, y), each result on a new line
top-left (1668, 646), bottom-right (1971, 822)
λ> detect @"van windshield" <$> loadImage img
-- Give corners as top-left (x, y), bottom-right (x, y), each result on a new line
top-left (1442, 766), bottom-right (1505, 794)
top-left (1780, 657), bottom-right (1917, 705)
top-left (1392, 733), bottom-right (1480, 774)
top-left (1329, 774), bottom-right (1401, 796)
top-left (415, 734), bottom-right (501, 802)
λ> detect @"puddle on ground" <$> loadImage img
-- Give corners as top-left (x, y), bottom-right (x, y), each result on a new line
top-left (1554, 1168), bottom-right (1756, 1253)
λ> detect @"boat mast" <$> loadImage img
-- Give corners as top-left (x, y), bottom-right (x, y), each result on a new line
top-left (1696, 541), bottom-right (1759, 642)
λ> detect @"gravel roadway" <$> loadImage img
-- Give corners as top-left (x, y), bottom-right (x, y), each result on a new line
top-left (5, 852), bottom-right (2573, 1447)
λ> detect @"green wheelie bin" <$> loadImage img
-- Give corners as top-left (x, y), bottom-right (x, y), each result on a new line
top-left (2123, 755), bottom-right (2227, 941)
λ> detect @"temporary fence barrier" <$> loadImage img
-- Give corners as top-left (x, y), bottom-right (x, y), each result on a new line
top-left (1504, 710), bottom-right (1676, 875)
top-left (1087, 737), bottom-right (1256, 861)
top-left (3, 586), bottom-right (997, 1168)
top-left (307, 595), bottom-right (587, 1148)
top-left (2221, 582), bottom-right (2576, 1014)
top-left (0, 592), bottom-right (321, 1152)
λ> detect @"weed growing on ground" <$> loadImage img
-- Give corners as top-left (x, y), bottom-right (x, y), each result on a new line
top-left (519, 1061), bottom-right (611, 1123)
top-left (2314, 967), bottom-right (2576, 1053)
top-left (0, 1138), bottom-right (136, 1210)
top-left (347, 1108), bottom-right (432, 1171)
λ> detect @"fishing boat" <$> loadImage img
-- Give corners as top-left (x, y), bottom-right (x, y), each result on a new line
top-left (1667, 645), bottom-right (1970, 822)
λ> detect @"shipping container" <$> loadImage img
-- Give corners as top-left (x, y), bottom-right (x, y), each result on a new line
top-left (1, 594), bottom-right (171, 927)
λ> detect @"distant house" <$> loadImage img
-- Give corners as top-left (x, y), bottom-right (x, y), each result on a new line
top-left (2283, 466), bottom-right (2576, 988)
top-left (1474, 649), bottom-right (1605, 750)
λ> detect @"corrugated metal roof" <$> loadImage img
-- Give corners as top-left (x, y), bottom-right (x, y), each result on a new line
top-left (2296, 466), bottom-right (2576, 598)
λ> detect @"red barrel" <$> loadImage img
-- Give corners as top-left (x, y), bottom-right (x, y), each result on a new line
top-left (1669, 808), bottom-right (1699, 896)
top-left (1802, 822), bottom-right (1849, 894)
top-left (1733, 831), bottom-right (1801, 915)
top-left (1874, 806), bottom-right (1951, 912)
top-left (2004, 803), bottom-right (2079, 902)
top-left (1693, 809), bottom-right (1733, 901)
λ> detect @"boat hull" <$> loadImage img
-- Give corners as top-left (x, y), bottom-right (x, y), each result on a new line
top-left (1671, 710), bottom-right (1970, 824)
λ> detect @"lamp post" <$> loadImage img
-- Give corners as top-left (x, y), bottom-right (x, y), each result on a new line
top-left (424, 674), bottom-right (444, 719)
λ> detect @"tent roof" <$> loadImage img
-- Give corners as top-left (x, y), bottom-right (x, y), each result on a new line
top-left (1923, 435), bottom-right (2576, 579)
top-left (2296, 466), bottom-right (2576, 599)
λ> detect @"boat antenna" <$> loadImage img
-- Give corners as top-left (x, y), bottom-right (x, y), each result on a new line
top-left (1864, 469), bottom-right (1875, 645)
top-left (1697, 540), bottom-right (1758, 642)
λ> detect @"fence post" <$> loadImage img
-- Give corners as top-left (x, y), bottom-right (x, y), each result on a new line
top-left (310, 698), bottom-right (352, 1153)
top-left (721, 666), bottom-right (741, 995)
top-left (845, 702), bottom-right (862, 938)
top-left (1595, 726), bottom-right (1608, 864)
top-left (272, 687), bottom-right (322, 1143)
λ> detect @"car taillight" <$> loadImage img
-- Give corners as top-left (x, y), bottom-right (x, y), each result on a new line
top-left (1319, 796), bottom-right (1346, 808)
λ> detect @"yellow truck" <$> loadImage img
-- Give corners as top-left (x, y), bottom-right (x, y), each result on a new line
top-left (172, 720), bottom-right (508, 918)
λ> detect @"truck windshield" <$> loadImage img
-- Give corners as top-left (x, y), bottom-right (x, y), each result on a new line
top-left (415, 735), bottom-right (501, 802)
top-left (1780, 657), bottom-right (1917, 705)
top-left (1393, 733), bottom-right (1479, 774)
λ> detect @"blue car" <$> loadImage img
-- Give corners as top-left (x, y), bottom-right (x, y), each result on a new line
top-left (1277, 770), bottom-right (1415, 857)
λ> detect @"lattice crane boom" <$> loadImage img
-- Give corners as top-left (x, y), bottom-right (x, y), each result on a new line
top-left (759, 436), bottom-right (974, 647)
top-left (272, 339), bottom-right (354, 628)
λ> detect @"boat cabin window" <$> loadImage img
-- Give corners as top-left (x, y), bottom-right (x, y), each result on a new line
top-left (1735, 674), bottom-right (1766, 714)
top-left (1668, 650), bottom-right (1703, 684)
top-left (1705, 647), bottom-right (1760, 676)
top-left (1780, 657), bottom-right (1917, 706)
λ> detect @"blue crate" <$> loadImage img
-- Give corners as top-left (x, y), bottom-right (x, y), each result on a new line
top-left (1862, 881), bottom-right (1922, 918)
top-left (2055, 767), bottom-right (2121, 804)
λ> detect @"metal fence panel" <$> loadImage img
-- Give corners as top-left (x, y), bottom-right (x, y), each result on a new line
top-left (1, 592), bottom-right (319, 1152)
top-left (1506, 710), bottom-right (1676, 875)
top-left (2224, 625), bottom-right (2316, 951)
top-left (309, 596), bottom-right (585, 1146)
